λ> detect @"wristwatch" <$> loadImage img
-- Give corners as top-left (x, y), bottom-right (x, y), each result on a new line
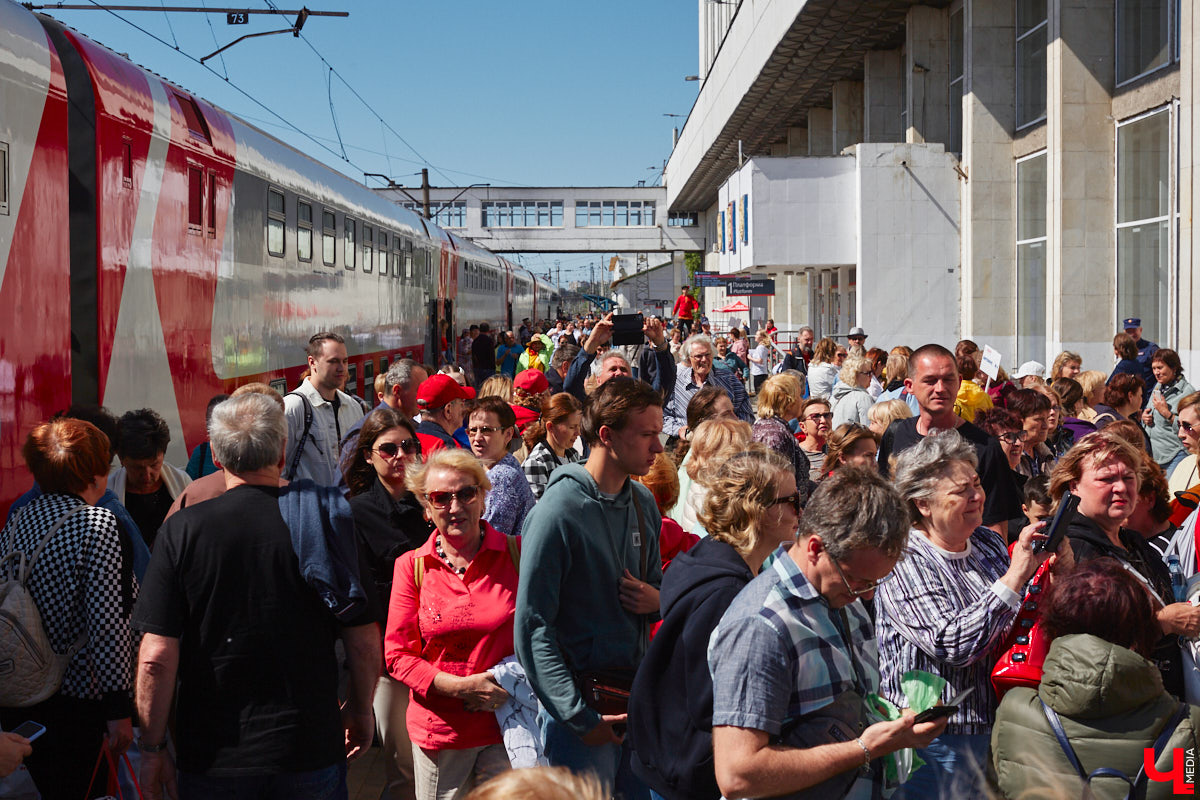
top-left (138, 737), bottom-right (168, 753)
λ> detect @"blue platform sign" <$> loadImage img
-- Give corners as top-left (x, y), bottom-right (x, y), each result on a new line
top-left (726, 278), bottom-right (775, 296)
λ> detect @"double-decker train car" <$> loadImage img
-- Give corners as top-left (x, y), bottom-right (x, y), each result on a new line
top-left (0, 0), bottom-right (558, 507)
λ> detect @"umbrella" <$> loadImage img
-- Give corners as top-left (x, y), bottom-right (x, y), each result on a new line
top-left (713, 300), bottom-right (749, 313)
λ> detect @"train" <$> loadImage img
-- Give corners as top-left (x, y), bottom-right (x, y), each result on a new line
top-left (0, 0), bottom-right (560, 507)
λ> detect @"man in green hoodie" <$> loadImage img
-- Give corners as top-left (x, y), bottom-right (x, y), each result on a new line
top-left (516, 378), bottom-right (665, 795)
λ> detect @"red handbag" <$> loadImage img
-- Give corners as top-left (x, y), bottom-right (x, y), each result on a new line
top-left (85, 743), bottom-right (144, 800)
top-left (991, 559), bottom-right (1053, 700)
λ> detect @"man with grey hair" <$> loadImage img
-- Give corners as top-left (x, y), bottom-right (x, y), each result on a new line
top-left (132, 393), bottom-right (381, 798)
top-left (547, 340), bottom-right (579, 394)
top-left (664, 332), bottom-right (753, 437)
top-left (708, 467), bottom-right (947, 799)
top-left (337, 357), bottom-right (428, 480)
top-left (563, 311), bottom-right (674, 402)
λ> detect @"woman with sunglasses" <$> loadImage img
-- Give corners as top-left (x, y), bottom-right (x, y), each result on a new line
top-left (628, 446), bottom-right (800, 800)
top-left (469, 397), bottom-right (537, 537)
top-left (346, 407), bottom-right (431, 800)
top-left (875, 431), bottom-right (1056, 799)
top-left (798, 398), bottom-right (833, 482)
top-left (831, 354), bottom-right (875, 428)
top-left (385, 448), bottom-right (520, 800)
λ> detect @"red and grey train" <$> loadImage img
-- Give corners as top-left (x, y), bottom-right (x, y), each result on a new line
top-left (0, 0), bottom-right (559, 508)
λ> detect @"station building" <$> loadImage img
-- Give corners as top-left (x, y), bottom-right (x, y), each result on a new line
top-left (666, 0), bottom-right (1197, 372)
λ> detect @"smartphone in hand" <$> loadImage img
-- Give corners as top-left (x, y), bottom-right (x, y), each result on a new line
top-left (913, 688), bottom-right (974, 724)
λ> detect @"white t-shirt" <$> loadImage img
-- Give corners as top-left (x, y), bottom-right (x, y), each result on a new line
top-left (750, 344), bottom-right (770, 376)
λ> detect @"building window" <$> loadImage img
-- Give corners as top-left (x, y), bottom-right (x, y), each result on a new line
top-left (433, 201), bottom-right (466, 227)
top-left (949, 6), bottom-right (964, 154)
top-left (668, 212), bottom-right (698, 227)
top-left (322, 210), bottom-right (336, 266)
top-left (1116, 0), bottom-right (1171, 85)
top-left (1117, 107), bottom-right (1172, 345)
top-left (1016, 0), bottom-right (1047, 129)
top-left (344, 217), bottom-right (356, 270)
top-left (481, 200), bottom-right (563, 227)
top-left (297, 200), bottom-right (313, 262)
top-left (267, 188), bottom-right (285, 256)
top-left (1016, 152), bottom-right (1047, 362)
top-left (0, 142), bottom-right (7, 215)
top-left (188, 166), bottom-right (204, 233)
top-left (574, 200), bottom-right (655, 227)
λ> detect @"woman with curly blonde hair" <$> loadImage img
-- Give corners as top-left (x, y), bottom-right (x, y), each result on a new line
top-left (679, 418), bottom-right (753, 535)
top-left (629, 446), bottom-right (799, 800)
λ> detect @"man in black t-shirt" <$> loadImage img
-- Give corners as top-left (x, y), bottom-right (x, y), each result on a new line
top-left (877, 344), bottom-right (1022, 532)
top-left (131, 393), bottom-right (380, 797)
top-left (472, 322), bottom-right (497, 387)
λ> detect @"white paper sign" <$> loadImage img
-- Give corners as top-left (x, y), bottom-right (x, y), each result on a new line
top-left (980, 345), bottom-right (1002, 381)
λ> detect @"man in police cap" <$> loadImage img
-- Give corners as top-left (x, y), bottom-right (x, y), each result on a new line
top-left (1123, 317), bottom-right (1159, 405)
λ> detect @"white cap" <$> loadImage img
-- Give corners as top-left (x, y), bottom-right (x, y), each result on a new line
top-left (1013, 360), bottom-right (1046, 380)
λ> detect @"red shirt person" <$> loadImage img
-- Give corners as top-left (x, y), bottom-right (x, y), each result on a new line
top-left (672, 286), bottom-right (700, 335)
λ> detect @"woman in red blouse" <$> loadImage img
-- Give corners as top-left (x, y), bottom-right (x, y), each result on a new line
top-left (385, 448), bottom-right (519, 800)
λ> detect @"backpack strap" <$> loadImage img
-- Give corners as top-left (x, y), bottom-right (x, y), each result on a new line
top-left (5, 503), bottom-right (90, 585)
top-left (1130, 702), bottom-right (1192, 794)
top-left (285, 391), bottom-right (315, 481)
top-left (1040, 699), bottom-right (1090, 782)
top-left (413, 553), bottom-right (425, 591)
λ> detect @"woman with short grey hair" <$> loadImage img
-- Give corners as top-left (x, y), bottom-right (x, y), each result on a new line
top-left (875, 431), bottom-right (1057, 800)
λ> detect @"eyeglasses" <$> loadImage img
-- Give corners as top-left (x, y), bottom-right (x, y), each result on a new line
top-left (375, 439), bottom-right (419, 458)
top-left (822, 543), bottom-right (891, 596)
top-left (1181, 419), bottom-right (1198, 435)
top-left (997, 431), bottom-right (1029, 445)
top-left (770, 492), bottom-right (802, 514)
top-left (426, 485), bottom-right (482, 509)
top-left (690, 352), bottom-right (712, 361)
top-left (806, 412), bottom-right (834, 421)
top-left (467, 425), bottom-right (503, 436)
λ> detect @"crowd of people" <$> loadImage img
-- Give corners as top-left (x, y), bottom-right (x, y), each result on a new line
top-left (3, 306), bottom-right (1200, 800)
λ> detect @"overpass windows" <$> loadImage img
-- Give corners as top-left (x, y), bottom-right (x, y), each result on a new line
top-left (298, 200), bottom-right (313, 262)
top-left (482, 201), bottom-right (563, 227)
top-left (575, 200), bottom-right (655, 227)
top-left (668, 212), bottom-right (698, 227)
top-left (434, 202), bottom-right (466, 227)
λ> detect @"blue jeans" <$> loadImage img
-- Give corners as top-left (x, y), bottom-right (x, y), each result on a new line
top-left (179, 763), bottom-right (347, 800)
top-left (894, 732), bottom-right (990, 800)
top-left (539, 710), bottom-right (649, 800)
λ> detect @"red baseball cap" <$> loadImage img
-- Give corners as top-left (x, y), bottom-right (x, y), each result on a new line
top-left (416, 374), bottom-right (475, 409)
top-left (514, 369), bottom-right (550, 394)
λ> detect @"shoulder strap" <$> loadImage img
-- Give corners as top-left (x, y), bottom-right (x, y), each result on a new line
top-left (1130, 702), bottom-right (1192, 795)
top-left (506, 535), bottom-right (520, 576)
top-left (285, 391), bottom-right (314, 480)
top-left (413, 553), bottom-right (424, 591)
top-left (1040, 699), bottom-right (1088, 781)
top-left (13, 504), bottom-right (90, 585)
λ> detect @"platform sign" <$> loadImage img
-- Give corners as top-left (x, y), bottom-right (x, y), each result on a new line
top-left (726, 278), bottom-right (775, 296)
top-left (980, 345), bottom-right (1002, 381)
top-left (698, 274), bottom-right (728, 287)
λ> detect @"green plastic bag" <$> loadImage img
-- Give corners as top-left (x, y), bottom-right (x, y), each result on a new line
top-left (865, 669), bottom-right (947, 787)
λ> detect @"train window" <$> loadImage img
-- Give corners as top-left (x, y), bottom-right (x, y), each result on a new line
top-left (378, 231), bottom-right (388, 276)
top-left (188, 166), bottom-right (204, 233)
top-left (425, 248), bottom-right (432, 280)
top-left (174, 93), bottom-right (212, 144)
top-left (380, 356), bottom-right (389, 372)
top-left (322, 210), bottom-right (336, 266)
top-left (404, 238), bottom-right (414, 280)
top-left (122, 140), bottom-right (133, 189)
top-left (344, 218), bottom-right (356, 270)
top-left (297, 201), bottom-right (313, 262)
top-left (267, 188), bottom-right (285, 257)
top-left (363, 225), bottom-right (373, 273)
top-left (347, 362), bottom-right (357, 395)
top-left (207, 172), bottom-right (217, 237)
top-left (0, 142), bottom-right (7, 215)
top-left (363, 359), bottom-right (374, 398)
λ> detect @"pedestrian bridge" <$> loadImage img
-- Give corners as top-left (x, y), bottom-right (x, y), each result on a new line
top-left (372, 184), bottom-right (707, 253)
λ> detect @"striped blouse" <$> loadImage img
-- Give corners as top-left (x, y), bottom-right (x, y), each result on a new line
top-left (874, 527), bottom-right (1020, 735)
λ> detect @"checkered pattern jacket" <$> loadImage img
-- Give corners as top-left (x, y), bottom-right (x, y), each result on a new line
top-left (1, 493), bottom-right (136, 702)
top-left (521, 440), bottom-right (583, 501)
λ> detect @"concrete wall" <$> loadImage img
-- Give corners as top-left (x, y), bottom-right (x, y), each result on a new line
top-left (855, 143), bottom-right (961, 347)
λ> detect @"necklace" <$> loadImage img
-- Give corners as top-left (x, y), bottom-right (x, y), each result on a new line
top-left (436, 531), bottom-right (483, 576)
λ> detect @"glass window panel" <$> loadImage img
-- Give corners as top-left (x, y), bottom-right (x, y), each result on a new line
top-left (950, 8), bottom-right (964, 82)
top-left (1117, 110), bottom-right (1170, 223)
top-left (1017, 241), bottom-right (1047, 362)
top-left (1117, 221), bottom-right (1169, 344)
top-left (552, 203), bottom-right (563, 226)
top-left (1017, 0), bottom-right (1047, 36)
top-left (267, 219), bottom-right (284, 256)
top-left (298, 227), bottom-right (312, 261)
top-left (298, 201), bottom-right (312, 224)
top-left (645, 202), bottom-right (656, 226)
top-left (1017, 25), bottom-right (1047, 127)
top-left (1117, 0), bottom-right (1169, 83)
top-left (0, 145), bottom-right (7, 212)
top-left (268, 188), bottom-right (284, 215)
top-left (1017, 154), bottom-right (1048, 240)
top-left (590, 204), bottom-right (602, 226)
top-left (576, 204), bottom-right (588, 227)
top-left (538, 202), bottom-right (550, 226)
top-left (344, 218), bottom-right (356, 268)
top-left (616, 201), bottom-right (628, 226)
top-left (602, 202), bottom-right (615, 226)
top-left (188, 167), bottom-right (203, 227)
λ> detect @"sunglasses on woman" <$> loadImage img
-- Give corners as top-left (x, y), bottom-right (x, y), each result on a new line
top-left (770, 492), bottom-right (802, 514)
top-left (426, 485), bottom-right (482, 509)
top-left (374, 439), bottom-right (419, 458)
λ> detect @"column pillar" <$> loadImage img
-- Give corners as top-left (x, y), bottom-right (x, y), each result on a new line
top-left (864, 50), bottom-right (904, 143)
top-left (833, 80), bottom-right (865, 152)
top-left (1180, 0), bottom-right (1198, 372)
top-left (1048, 0), bottom-right (1114, 367)
top-left (787, 126), bottom-right (809, 155)
top-left (808, 108), bottom-right (834, 155)
top-left (906, 5), bottom-right (951, 145)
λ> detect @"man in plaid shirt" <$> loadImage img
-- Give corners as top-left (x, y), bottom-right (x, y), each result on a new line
top-left (708, 467), bottom-right (947, 799)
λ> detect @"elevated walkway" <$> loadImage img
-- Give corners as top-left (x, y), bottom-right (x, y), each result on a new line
top-left (373, 185), bottom-right (706, 253)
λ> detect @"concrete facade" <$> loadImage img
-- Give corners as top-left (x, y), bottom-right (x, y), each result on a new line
top-left (667, 0), bottom-right (1200, 375)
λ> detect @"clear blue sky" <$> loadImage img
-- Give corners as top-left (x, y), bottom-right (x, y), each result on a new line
top-left (46, 1), bottom-right (700, 278)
